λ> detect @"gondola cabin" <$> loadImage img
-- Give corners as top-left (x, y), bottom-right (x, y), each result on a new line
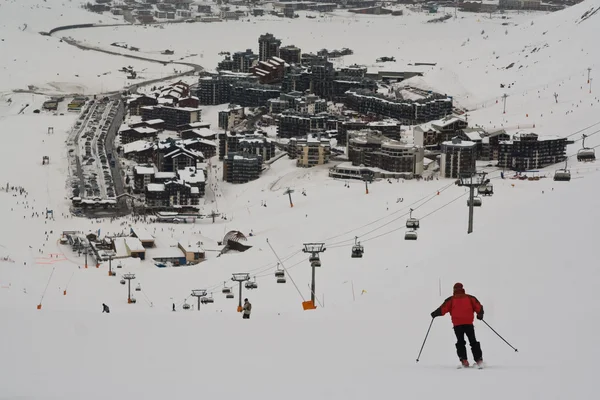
top-left (405, 230), bottom-right (418, 240)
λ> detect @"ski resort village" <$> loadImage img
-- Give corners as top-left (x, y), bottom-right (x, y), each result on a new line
top-left (1, 0), bottom-right (600, 398)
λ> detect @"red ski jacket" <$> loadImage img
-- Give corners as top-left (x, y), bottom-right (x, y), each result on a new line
top-left (432, 293), bottom-right (483, 326)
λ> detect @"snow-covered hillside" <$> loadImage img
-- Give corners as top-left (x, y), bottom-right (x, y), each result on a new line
top-left (0, 0), bottom-right (183, 94)
top-left (1, 1), bottom-right (600, 399)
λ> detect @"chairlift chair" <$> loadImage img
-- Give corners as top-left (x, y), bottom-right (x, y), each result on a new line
top-left (226, 293), bottom-right (234, 299)
top-left (406, 208), bottom-right (420, 229)
top-left (130, 297), bottom-right (137, 304)
top-left (183, 302), bottom-right (191, 310)
top-left (577, 148), bottom-right (595, 162)
top-left (351, 236), bottom-right (364, 258)
top-left (477, 184), bottom-right (494, 196)
top-left (351, 246), bottom-right (364, 258)
top-left (309, 254), bottom-right (320, 263)
top-left (577, 134), bottom-right (596, 162)
top-left (120, 279), bottom-right (126, 285)
top-left (553, 160), bottom-right (571, 181)
top-left (467, 197), bottom-right (483, 207)
top-left (245, 277), bottom-right (258, 290)
top-left (274, 270), bottom-right (285, 278)
top-left (222, 282), bottom-right (232, 294)
top-left (553, 169), bottom-right (571, 181)
top-left (404, 230), bottom-right (418, 241)
top-left (135, 283), bottom-right (141, 292)
top-left (277, 276), bottom-right (287, 284)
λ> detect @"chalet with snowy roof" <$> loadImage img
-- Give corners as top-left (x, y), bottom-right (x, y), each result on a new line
top-left (127, 94), bottom-right (158, 116)
top-left (498, 132), bottom-right (567, 171)
top-left (145, 180), bottom-right (201, 210)
top-left (159, 81), bottom-right (190, 98)
top-left (218, 131), bottom-right (275, 161)
top-left (133, 164), bottom-right (156, 192)
top-left (181, 127), bottom-right (217, 141)
top-left (130, 119), bottom-right (165, 132)
top-left (458, 128), bottom-right (509, 161)
top-left (181, 137), bottom-right (217, 159)
top-left (119, 125), bottom-right (159, 145)
top-left (159, 146), bottom-right (204, 172)
top-left (178, 96), bottom-right (200, 108)
top-left (177, 166), bottom-right (206, 192)
top-left (250, 57), bottom-right (286, 84)
top-left (178, 241), bottom-right (205, 263)
top-left (414, 115), bottom-right (468, 149)
top-left (440, 137), bottom-right (477, 178)
top-left (176, 121), bottom-right (211, 133)
top-left (113, 237), bottom-right (146, 260)
top-left (218, 105), bottom-right (246, 131)
top-left (141, 105), bottom-right (201, 131)
top-left (130, 226), bottom-right (155, 248)
top-left (123, 141), bottom-right (155, 164)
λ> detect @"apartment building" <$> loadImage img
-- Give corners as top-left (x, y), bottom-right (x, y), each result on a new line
top-left (498, 132), bottom-right (567, 171)
top-left (440, 137), bottom-right (477, 178)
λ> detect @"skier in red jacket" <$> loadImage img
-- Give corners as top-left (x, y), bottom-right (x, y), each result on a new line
top-left (431, 283), bottom-right (484, 367)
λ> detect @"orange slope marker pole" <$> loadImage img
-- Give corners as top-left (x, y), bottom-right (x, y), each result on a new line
top-left (37, 267), bottom-right (56, 310)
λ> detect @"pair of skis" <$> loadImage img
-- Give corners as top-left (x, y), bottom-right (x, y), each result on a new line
top-left (457, 362), bottom-right (484, 369)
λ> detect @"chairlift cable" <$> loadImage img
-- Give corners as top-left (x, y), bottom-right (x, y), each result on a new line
top-left (325, 183), bottom-right (456, 247)
top-left (39, 267), bottom-right (56, 306)
top-left (328, 192), bottom-right (468, 249)
top-left (266, 239), bottom-right (306, 302)
top-left (266, 239), bottom-right (306, 301)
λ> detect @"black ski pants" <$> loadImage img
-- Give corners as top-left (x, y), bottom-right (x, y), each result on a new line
top-left (454, 324), bottom-right (482, 361)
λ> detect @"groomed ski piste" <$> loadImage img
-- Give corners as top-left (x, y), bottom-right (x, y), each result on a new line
top-left (1, 0), bottom-right (600, 398)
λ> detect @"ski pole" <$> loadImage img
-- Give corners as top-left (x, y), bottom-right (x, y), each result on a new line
top-left (416, 318), bottom-right (434, 362)
top-left (482, 319), bottom-right (518, 352)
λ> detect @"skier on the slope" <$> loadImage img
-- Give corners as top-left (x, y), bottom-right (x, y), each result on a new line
top-left (430, 283), bottom-right (484, 368)
top-left (242, 298), bottom-right (252, 320)
top-left (102, 303), bottom-right (110, 313)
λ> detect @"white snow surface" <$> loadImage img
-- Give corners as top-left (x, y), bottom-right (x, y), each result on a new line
top-left (1, 1), bottom-right (600, 399)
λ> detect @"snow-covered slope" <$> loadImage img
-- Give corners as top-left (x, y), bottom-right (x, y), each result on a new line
top-left (0, 0), bottom-right (179, 94)
top-left (404, 0), bottom-right (600, 142)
